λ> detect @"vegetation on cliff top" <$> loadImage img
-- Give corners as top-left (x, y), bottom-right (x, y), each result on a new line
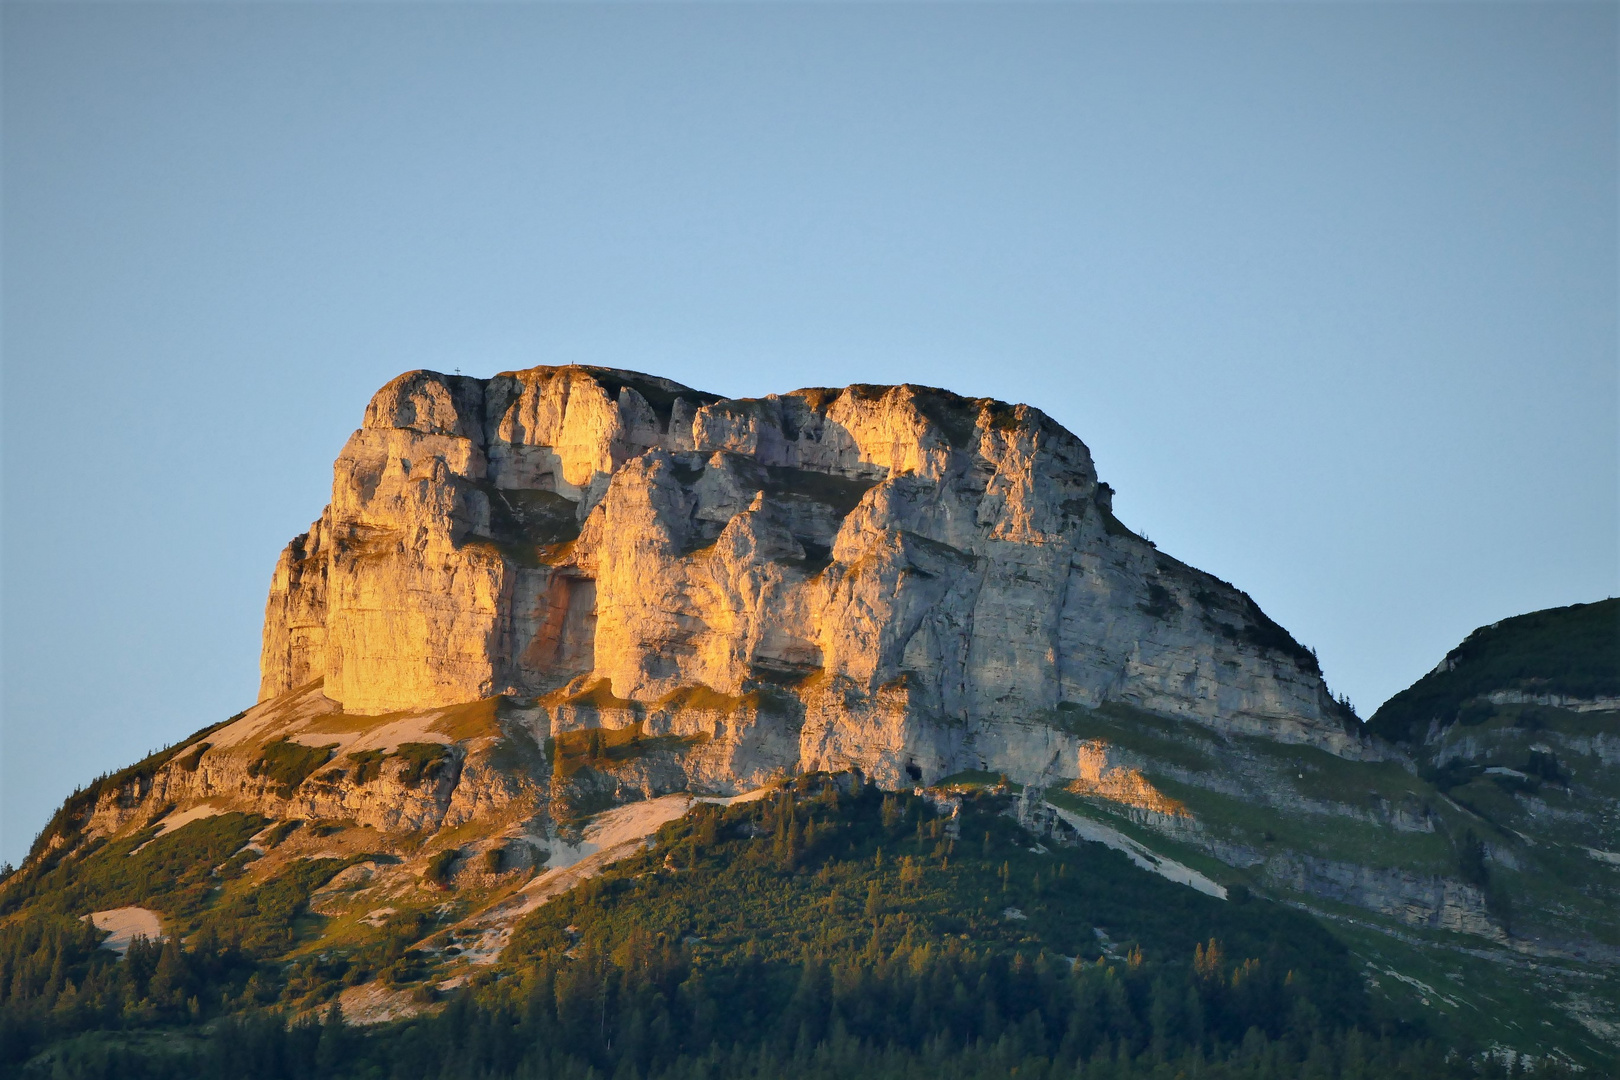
top-left (1369, 598), bottom-right (1619, 744)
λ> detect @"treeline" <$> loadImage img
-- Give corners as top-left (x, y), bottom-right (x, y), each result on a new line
top-left (0, 897), bottom-right (438, 1071)
top-left (0, 814), bottom-right (374, 1072)
top-left (0, 805), bottom-right (469, 1072)
top-left (0, 912), bottom-right (273, 1072)
top-left (15, 940), bottom-right (1570, 1079)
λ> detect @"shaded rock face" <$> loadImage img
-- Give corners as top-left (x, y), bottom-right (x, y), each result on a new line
top-left (261, 366), bottom-right (1364, 788)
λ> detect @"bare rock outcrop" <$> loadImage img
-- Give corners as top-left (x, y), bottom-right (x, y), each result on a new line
top-left (78, 687), bottom-right (540, 840)
top-left (260, 366), bottom-right (1369, 790)
top-left (1262, 852), bottom-right (1505, 940)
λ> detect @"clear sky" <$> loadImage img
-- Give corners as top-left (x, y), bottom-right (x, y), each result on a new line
top-left (2, 2), bottom-right (1615, 867)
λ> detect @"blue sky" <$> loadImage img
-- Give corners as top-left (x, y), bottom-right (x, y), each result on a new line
top-left (3, 2), bottom-right (1615, 866)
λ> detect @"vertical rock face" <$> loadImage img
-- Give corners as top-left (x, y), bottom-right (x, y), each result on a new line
top-left (261, 366), bottom-right (1366, 783)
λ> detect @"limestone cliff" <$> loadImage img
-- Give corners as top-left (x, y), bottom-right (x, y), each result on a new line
top-left (260, 366), bottom-right (1367, 792)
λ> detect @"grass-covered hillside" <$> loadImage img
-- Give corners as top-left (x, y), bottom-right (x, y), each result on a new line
top-left (1369, 599), bottom-right (1619, 746)
top-left (0, 778), bottom-right (1585, 1078)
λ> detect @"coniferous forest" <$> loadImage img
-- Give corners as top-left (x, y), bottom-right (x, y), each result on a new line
top-left (0, 777), bottom-right (1577, 1078)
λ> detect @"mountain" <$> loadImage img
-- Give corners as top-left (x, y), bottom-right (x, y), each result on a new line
top-left (259, 366), bottom-right (1358, 758)
top-left (1, 367), bottom-right (1613, 1077)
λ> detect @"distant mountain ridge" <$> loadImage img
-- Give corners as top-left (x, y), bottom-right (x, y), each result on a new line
top-left (1369, 598), bottom-right (1620, 745)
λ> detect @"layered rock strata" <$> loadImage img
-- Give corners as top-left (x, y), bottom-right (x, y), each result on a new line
top-left (261, 366), bottom-right (1368, 790)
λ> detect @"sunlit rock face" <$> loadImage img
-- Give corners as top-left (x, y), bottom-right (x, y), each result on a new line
top-left (260, 365), bottom-right (1367, 787)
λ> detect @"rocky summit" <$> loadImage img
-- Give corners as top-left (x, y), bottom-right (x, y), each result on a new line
top-left (260, 365), bottom-right (1363, 788)
top-left (5, 367), bottom-right (1616, 1076)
